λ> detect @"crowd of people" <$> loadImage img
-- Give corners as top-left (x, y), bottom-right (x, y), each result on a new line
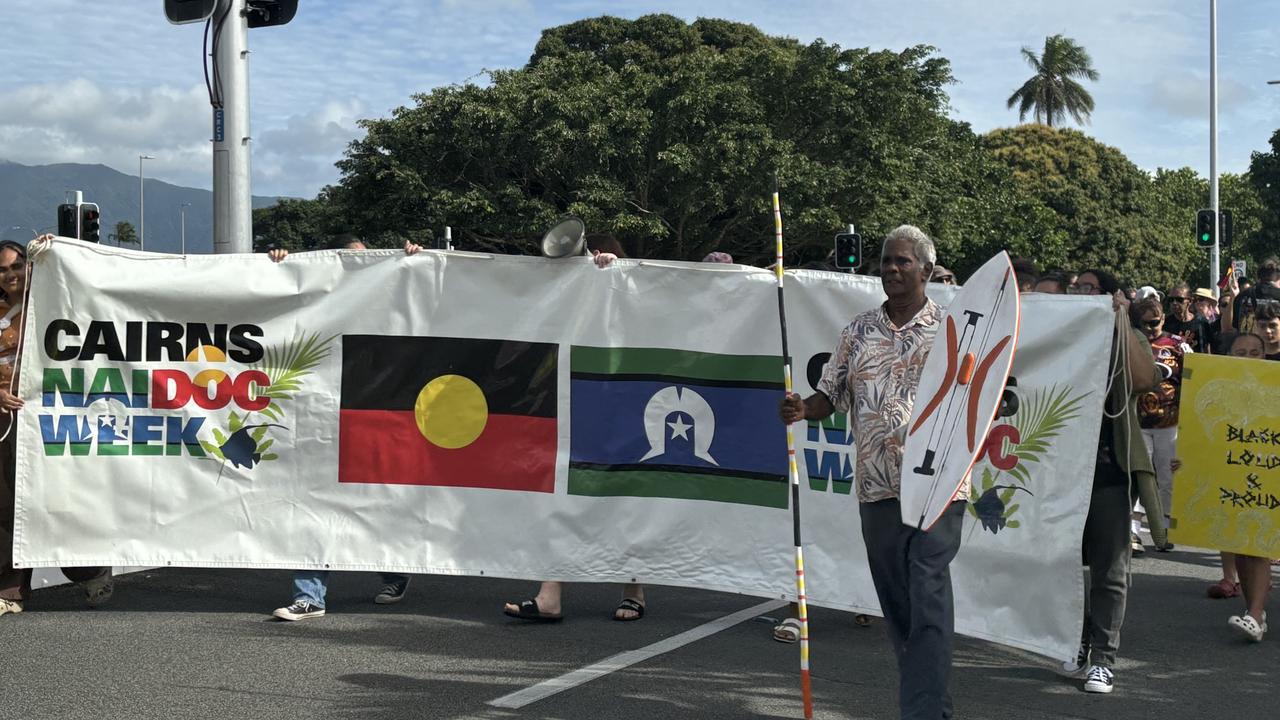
top-left (0, 229), bottom-right (1276, 719)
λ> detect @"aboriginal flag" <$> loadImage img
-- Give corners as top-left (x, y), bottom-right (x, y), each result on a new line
top-left (339, 335), bottom-right (557, 492)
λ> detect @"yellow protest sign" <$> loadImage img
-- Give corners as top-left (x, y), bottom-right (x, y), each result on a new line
top-left (1170, 354), bottom-right (1280, 557)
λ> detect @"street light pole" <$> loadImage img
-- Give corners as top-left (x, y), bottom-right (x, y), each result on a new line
top-left (139, 154), bottom-right (155, 251)
top-left (180, 202), bottom-right (191, 254)
top-left (1209, 0), bottom-right (1219, 292)
top-left (212, 0), bottom-right (253, 253)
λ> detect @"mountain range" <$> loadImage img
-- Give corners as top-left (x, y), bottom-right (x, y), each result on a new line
top-left (0, 160), bottom-right (285, 253)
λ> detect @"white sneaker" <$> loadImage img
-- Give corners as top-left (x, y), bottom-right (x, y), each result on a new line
top-left (273, 601), bottom-right (325, 621)
top-left (1060, 642), bottom-right (1089, 676)
top-left (0, 598), bottom-right (23, 616)
top-left (1083, 665), bottom-right (1114, 693)
top-left (1228, 613), bottom-right (1267, 642)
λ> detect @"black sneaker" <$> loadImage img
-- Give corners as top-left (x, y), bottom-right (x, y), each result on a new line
top-left (1083, 665), bottom-right (1114, 693)
top-left (273, 601), bottom-right (325, 621)
top-left (374, 578), bottom-right (410, 605)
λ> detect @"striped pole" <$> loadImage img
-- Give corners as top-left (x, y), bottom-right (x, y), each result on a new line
top-left (772, 179), bottom-right (814, 720)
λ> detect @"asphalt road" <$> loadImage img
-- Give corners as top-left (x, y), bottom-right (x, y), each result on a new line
top-left (1, 544), bottom-right (1275, 720)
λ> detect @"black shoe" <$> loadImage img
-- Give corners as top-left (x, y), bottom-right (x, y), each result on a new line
top-left (1084, 665), bottom-right (1114, 693)
top-left (273, 601), bottom-right (325, 621)
top-left (374, 578), bottom-right (410, 605)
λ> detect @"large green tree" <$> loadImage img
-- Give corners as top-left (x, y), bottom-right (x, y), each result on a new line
top-left (1006, 34), bottom-right (1099, 127)
top-left (250, 195), bottom-right (346, 252)
top-left (1248, 128), bottom-right (1280, 261)
top-left (322, 14), bottom-right (1056, 273)
top-left (985, 124), bottom-right (1268, 289)
top-left (986, 125), bottom-right (1182, 286)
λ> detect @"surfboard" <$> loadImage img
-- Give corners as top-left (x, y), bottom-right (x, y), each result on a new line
top-left (900, 251), bottom-right (1020, 531)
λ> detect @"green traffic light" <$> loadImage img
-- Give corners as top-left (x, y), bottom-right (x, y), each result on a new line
top-left (847, 255), bottom-right (856, 263)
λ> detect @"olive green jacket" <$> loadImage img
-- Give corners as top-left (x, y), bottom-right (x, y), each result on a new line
top-left (1105, 324), bottom-right (1165, 546)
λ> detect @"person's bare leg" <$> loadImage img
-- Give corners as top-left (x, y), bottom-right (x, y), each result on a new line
top-left (1221, 552), bottom-right (1239, 583)
top-left (1235, 555), bottom-right (1271, 622)
top-left (504, 581), bottom-right (563, 616)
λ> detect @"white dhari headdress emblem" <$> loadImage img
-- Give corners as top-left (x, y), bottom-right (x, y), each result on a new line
top-left (638, 386), bottom-right (718, 466)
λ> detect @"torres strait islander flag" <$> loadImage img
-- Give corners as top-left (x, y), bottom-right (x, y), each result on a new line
top-left (339, 335), bottom-right (557, 492)
top-left (569, 346), bottom-right (789, 508)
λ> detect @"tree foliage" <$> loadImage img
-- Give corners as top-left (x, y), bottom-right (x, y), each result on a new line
top-left (1248, 129), bottom-right (1280, 261)
top-left (250, 195), bottom-right (346, 252)
top-left (247, 15), bottom-right (1277, 290)
top-left (113, 220), bottom-right (138, 247)
top-left (1006, 35), bottom-right (1099, 127)
top-left (317, 15), bottom-right (1057, 271)
top-left (985, 125), bottom-right (1268, 288)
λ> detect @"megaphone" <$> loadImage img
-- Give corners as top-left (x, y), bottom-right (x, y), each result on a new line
top-left (540, 216), bottom-right (586, 258)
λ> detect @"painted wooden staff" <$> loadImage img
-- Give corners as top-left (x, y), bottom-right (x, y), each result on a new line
top-left (772, 178), bottom-right (814, 720)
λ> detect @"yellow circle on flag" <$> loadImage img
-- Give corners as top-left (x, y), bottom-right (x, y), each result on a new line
top-left (414, 374), bottom-right (488, 449)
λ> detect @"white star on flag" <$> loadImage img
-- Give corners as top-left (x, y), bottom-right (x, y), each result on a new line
top-left (668, 415), bottom-right (692, 440)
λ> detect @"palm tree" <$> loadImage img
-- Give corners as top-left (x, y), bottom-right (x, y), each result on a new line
top-left (1007, 34), bottom-right (1099, 127)
top-left (114, 220), bottom-right (139, 247)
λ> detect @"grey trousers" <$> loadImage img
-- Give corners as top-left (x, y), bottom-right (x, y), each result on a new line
top-left (1081, 465), bottom-right (1132, 668)
top-left (860, 498), bottom-right (966, 720)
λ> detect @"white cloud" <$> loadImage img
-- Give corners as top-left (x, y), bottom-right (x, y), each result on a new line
top-left (0, 0), bottom-right (1277, 196)
top-left (0, 80), bottom-right (211, 188)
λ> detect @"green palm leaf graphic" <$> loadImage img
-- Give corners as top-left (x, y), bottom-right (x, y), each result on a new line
top-left (254, 332), bottom-right (338, 400)
top-left (199, 332), bottom-right (338, 466)
top-left (968, 384), bottom-right (1090, 529)
top-left (1007, 385), bottom-right (1089, 487)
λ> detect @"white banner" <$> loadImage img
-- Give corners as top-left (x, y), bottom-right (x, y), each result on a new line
top-left (13, 240), bottom-right (1113, 660)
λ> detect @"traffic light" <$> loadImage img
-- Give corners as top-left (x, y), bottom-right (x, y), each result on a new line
top-left (57, 203), bottom-right (78, 237)
top-left (163, 0), bottom-right (216, 24)
top-left (1219, 210), bottom-right (1233, 251)
top-left (834, 232), bottom-right (862, 270)
top-left (246, 0), bottom-right (297, 28)
top-left (1196, 209), bottom-right (1215, 248)
top-left (79, 203), bottom-right (101, 243)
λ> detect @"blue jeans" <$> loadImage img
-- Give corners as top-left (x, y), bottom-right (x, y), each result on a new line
top-left (292, 570), bottom-right (410, 608)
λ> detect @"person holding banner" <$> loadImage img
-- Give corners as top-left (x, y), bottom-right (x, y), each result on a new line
top-left (779, 225), bottom-right (961, 720)
top-left (266, 234), bottom-right (422, 621)
top-left (0, 238), bottom-right (114, 617)
top-left (1062, 269), bottom-right (1161, 694)
top-left (1220, 332), bottom-right (1273, 641)
top-left (501, 239), bottom-right (646, 623)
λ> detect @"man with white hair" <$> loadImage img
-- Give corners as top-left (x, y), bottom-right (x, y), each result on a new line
top-left (780, 225), bottom-right (963, 719)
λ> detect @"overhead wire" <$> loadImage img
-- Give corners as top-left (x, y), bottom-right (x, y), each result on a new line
top-left (210, 0), bottom-right (235, 108)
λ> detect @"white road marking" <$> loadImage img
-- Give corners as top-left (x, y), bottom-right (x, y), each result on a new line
top-left (487, 598), bottom-right (787, 709)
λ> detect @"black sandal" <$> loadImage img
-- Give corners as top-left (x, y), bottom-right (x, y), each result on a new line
top-left (503, 599), bottom-right (563, 623)
top-left (613, 597), bottom-right (645, 621)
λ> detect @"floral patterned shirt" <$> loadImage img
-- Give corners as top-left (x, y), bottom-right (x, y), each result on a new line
top-left (817, 298), bottom-right (967, 503)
